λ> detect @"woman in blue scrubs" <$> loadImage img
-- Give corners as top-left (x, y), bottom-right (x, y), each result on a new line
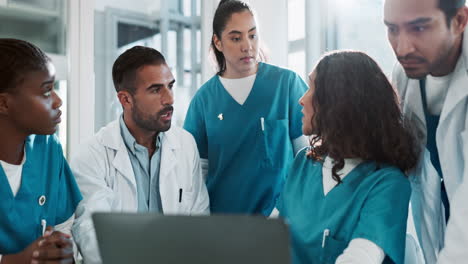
top-left (184, 0), bottom-right (307, 215)
top-left (278, 51), bottom-right (418, 264)
top-left (0, 39), bottom-right (82, 263)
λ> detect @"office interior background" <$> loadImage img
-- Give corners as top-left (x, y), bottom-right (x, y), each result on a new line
top-left (0, 0), bottom-right (395, 157)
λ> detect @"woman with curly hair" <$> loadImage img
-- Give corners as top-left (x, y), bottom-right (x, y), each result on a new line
top-left (277, 51), bottom-right (418, 264)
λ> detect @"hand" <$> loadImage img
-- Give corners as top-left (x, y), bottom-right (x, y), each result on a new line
top-left (31, 227), bottom-right (74, 264)
top-left (0, 234), bottom-right (42, 264)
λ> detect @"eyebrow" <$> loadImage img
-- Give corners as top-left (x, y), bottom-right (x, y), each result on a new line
top-left (40, 79), bottom-right (55, 88)
top-left (407, 17), bottom-right (432, 25)
top-left (384, 17), bottom-right (432, 27)
top-left (145, 79), bottom-right (176, 91)
top-left (227, 26), bottom-right (257, 35)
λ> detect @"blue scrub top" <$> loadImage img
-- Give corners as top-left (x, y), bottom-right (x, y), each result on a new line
top-left (184, 63), bottom-right (307, 215)
top-left (0, 135), bottom-right (82, 254)
top-left (278, 149), bottom-right (411, 264)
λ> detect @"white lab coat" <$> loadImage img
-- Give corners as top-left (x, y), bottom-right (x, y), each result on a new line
top-left (70, 120), bottom-right (210, 264)
top-left (392, 28), bottom-right (468, 264)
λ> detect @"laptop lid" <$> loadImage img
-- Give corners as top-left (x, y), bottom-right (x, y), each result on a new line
top-left (92, 213), bottom-right (290, 264)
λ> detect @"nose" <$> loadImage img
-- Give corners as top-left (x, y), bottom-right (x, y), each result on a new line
top-left (395, 33), bottom-right (415, 57)
top-left (162, 87), bottom-right (174, 106)
top-left (241, 38), bottom-right (253, 52)
top-left (52, 90), bottom-right (62, 109)
top-left (298, 94), bottom-right (305, 107)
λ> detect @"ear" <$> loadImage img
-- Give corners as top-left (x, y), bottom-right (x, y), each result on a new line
top-left (0, 93), bottom-right (10, 115)
top-left (213, 34), bottom-right (223, 52)
top-left (117, 91), bottom-right (133, 111)
top-left (452, 6), bottom-right (468, 35)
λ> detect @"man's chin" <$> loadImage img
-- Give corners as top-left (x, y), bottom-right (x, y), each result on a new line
top-left (403, 67), bottom-right (428, 80)
top-left (159, 122), bottom-right (172, 132)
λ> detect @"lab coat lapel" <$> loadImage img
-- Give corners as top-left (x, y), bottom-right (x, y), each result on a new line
top-left (439, 48), bottom-right (468, 124)
top-left (159, 129), bottom-right (179, 182)
top-left (101, 120), bottom-right (137, 188)
top-left (112, 145), bottom-right (137, 187)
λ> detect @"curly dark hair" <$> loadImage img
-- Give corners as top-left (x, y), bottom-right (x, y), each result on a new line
top-left (306, 50), bottom-right (418, 184)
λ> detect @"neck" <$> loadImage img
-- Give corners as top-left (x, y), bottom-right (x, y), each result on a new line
top-left (123, 114), bottom-right (158, 155)
top-left (431, 35), bottom-right (463, 76)
top-left (223, 63), bottom-right (258, 79)
top-left (0, 120), bottom-right (28, 164)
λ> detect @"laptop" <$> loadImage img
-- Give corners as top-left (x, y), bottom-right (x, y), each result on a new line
top-left (92, 213), bottom-right (291, 264)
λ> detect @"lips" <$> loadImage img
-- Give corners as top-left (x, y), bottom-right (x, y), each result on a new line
top-left (398, 56), bottom-right (425, 67)
top-left (241, 56), bottom-right (254, 63)
top-left (160, 110), bottom-right (173, 122)
top-left (54, 111), bottom-right (62, 124)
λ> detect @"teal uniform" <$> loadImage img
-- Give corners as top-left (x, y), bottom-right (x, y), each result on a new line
top-left (0, 135), bottom-right (82, 254)
top-left (278, 149), bottom-right (411, 264)
top-left (184, 63), bottom-right (307, 215)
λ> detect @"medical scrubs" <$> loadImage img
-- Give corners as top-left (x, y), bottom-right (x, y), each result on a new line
top-left (184, 62), bottom-right (307, 215)
top-left (0, 135), bottom-right (82, 254)
top-left (278, 149), bottom-right (411, 264)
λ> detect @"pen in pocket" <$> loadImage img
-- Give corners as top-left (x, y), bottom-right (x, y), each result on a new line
top-left (322, 229), bottom-right (330, 248)
top-left (260, 117), bottom-right (265, 132)
top-left (41, 219), bottom-right (47, 236)
top-left (179, 188), bottom-right (183, 203)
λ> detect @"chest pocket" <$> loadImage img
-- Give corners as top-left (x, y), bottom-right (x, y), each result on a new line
top-left (320, 235), bottom-right (348, 264)
top-left (260, 119), bottom-right (290, 168)
top-left (180, 189), bottom-right (195, 213)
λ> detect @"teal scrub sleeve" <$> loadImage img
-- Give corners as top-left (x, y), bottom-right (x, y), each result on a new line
top-left (55, 142), bottom-right (83, 225)
top-left (351, 170), bottom-right (411, 264)
top-left (288, 73), bottom-right (308, 140)
top-left (184, 96), bottom-right (208, 159)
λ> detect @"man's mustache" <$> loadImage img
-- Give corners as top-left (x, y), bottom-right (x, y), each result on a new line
top-left (397, 55), bottom-right (426, 63)
top-left (159, 106), bottom-right (174, 115)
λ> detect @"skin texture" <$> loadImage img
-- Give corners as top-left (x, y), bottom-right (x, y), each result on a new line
top-left (0, 63), bottom-right (62, 164)
top-left (0, 65), bottom-right (73, 263)
top-left (117, 63), bottom-right (175, 156)
top-left (299, 71), bottom-right (316, 136)
top-left (384, 0), bottom-right (468, 78)
top-left (1, 227), bottom-right (73, 264)
top-left (213, 10), bottom-right (259, 78)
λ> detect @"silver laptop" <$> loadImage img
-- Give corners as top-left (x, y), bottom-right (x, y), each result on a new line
top-left (93, 213), bottom-right (291, 264)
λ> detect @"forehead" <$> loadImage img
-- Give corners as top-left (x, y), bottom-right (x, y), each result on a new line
top-left (14, 63), bottom-right (55, 92)
top-left (134, 63), bottom-right (173, 86)
top-left (223, 11), bottom-right (256, 33)
top-left (384, 0), bottom-right (442, 24)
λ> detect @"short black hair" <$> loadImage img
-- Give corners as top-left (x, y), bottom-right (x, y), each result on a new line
top-left (0, 38), bottom-right (50, 93)
top-left (112, 46), bottom-right (167, 94)
top-left (439, 0), bottom-right (466, 25)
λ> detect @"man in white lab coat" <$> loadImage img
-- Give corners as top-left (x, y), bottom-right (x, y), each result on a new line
top-left (384, 0), bottom-right (468, 263)
top-left (71, 46), bottom-right (210, 264)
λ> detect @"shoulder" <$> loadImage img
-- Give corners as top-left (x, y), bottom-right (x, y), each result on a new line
top-left (165, 126), bottom-right (197, 148)
top-left (260, 62), bottom-right (298, 78)
top-left (192, 75), bottom-right (220, 98)
top-left (289, 148), bottom-right (321, 177)
top-left (367, 164), bottom-right (410, 193)
top-left (168, 126), bottom-right (195, 140)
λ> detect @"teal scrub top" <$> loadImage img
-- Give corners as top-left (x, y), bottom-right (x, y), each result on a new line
top-left (278, 149), bottom-right (411, 264)
top-left (184, 63), bottom-right (307, 215)
top-left (0, 135), bottom-right (82, 254)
